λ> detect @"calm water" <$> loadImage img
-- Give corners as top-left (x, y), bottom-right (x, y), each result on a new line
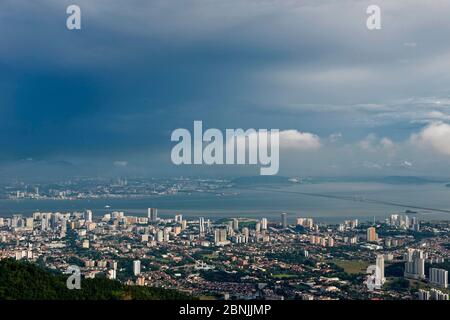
top-left (1, 182), bottom-right (449, 223)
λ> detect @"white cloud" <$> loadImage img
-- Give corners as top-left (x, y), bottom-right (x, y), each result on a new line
top-left (362, 161), bottom-right (382, 170)
top-left (329, 132), bottom-right (342, 143)
top-left (426, 110), bottom-right (450, 121)
top-left (380, 137), bottom-right (395, 151)
top-left (279, 130), bottom-right (321, 150)
top-left (358, 134), bottom-right (396, 153)
top-left (403, 42), bottom-right (417, 48)
top-left (410, 122), bottom-right (450, 156)
top-left (358, 134), bottom-right (376, 151)
top-left (227, 129), bottom-right (320, 156)
top-left (113, 160), bottom-right (128, 167)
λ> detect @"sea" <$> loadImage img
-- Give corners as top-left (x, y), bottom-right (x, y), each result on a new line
top-left (0, 182), bottom-right (449, 223)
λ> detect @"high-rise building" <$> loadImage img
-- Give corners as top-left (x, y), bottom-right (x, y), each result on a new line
top-left (11, 215), bottom-right (21, 228)
top-left (232, 218), bottom-right (239, 231)
top-left (108, 269), bottom-right (117, 280)
top-left (163, 229), bottom-right (170, 242)
top-left (85, 210), bottom-right (93, 222)
top-left (296, 217), bottom-right (314, 229)
top-left (403, 215), bottom-right (410, 229)
top-left (156, 230), bottom-right (164, 242)
top-left (327, 237), bottom-right (334, 247)
top-left (136, 277), bottom-right (145, 286)
top-left (281, 213), bottom-right (287, 229)
top-left (429, 268), bottom-right (448, 288)
top-left (199, 217), bottom-right (205, 235)
top-left (173, 226), bottom-right (181, 235)
top-left (301, 294), bottom-right (314, 300)
top-left (411, 217), bottom-right (417, 226)
top-left (261, 218), bottom-right (268, 230)
top-left (174, 213), bottom-right (183, 224)
top-left (376, 254), bottom-right (386, 285)
top-left (404, 249), bottom-right (425, 279)
top-left (366, 227), bottom-right (378, 242)
top-left (133, 260), bottom-right (141, 276)
top-left (430, 288), bottom-right (449, 300)
top-left (109, 261), bottom-right (118, 270)
top-left (419, 288), bottom-right (450, 301)
top-left (82, 239), bottom-right (89, 249)
top-left (418, 289), bottom-right (430, 300)
top-left (389, 214), bottom-right (398, 226)
top-left (41, 217), bottom-right (48, 231)
top-left (227, 221), bottom-right (233, 235)
top-left (242, 227), bottom-right (250, 243)
top-left (148, 208), bottom-right (158, 222)
top-left (50, 213), bottom-right (58, 230)
top-left (390, 214), bottom-right (416, 230)
top-left (25, 217), bottom-right (34, 230)
top-left (214, 228), bottom-right (228, 245)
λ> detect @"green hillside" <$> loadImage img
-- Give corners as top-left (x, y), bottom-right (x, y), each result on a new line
top-left (0, 259), bottom-right (193, 300)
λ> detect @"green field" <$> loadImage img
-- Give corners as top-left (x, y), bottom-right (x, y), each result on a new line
top-left (333, 259), bottom-right (370, 274)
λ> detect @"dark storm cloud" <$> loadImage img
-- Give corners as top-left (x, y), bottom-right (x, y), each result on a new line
top-left (1, 0), bottom-right (450, 177)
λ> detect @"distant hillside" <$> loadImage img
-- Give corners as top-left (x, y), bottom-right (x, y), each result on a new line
top-left (0, 259), bottom-right (193, 300)
top-left (232, 176), bottom-right (291, 186)
top-left (379, 176), bottom-right (437, 185)
top-left (231, 175), bottom-right (445, 186)
top-left (307, 176), bottom-right (446, 185)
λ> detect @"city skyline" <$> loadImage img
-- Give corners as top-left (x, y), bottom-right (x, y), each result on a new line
top-left (1, 207), bottom-right (448, 300)
top-left (0, 0), bottom-right (449, 305)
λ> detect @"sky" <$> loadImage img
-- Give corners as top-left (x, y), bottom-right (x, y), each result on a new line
top-left (1, 0), bottom-right (450, 179)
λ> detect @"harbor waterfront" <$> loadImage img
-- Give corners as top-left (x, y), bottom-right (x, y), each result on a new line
top-left (1, 181), bottom-right (449, 222)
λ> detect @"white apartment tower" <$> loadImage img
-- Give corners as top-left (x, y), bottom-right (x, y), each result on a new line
top-left (133, 260), bottom-right (141, 276)
top-left (376, 254), bottom-right (386, 285)
top-left (148, 208), bottom-right (158, 222)
top-left (404, 249), bottom-right (425, 279)
top-left (429, 268), bottom-right (448, 288)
